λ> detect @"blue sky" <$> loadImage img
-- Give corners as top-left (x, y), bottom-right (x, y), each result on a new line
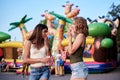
top-left (0, 0), bottom-right (119, 41)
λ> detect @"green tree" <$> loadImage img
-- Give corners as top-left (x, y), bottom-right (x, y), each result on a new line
top-left (107, 2), bottom-right (120, 19)
top-left (107, 2), bottom-right (120, 52)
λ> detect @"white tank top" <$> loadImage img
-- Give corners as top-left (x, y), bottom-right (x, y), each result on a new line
top-left (30, 44), bottom-right (47, 67)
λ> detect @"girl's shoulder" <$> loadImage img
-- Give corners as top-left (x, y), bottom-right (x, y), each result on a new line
top-left (24, 40), bottom-right (32, 48)
top-left (76, 33), bottom-right (85, 40)
top-left (78, 33), bottom-right (84, 37)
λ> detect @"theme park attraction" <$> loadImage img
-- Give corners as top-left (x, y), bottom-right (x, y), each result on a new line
top-left (0, 15), bottom-right (32, 71)
top-left (0, 32), bottom-right (22, 59)
top-left (0, 1), bottom-right (120, 74)
top-left (40, 1), bottom-right (119, 74)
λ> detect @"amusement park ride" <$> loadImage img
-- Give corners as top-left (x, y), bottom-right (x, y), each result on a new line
top-left (0, 1), bottom-right (120, 74)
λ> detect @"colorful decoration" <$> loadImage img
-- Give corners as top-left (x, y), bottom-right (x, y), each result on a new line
top-left (8, 15), bottom-right (32, 42)
top-left (49, 12), bottom-right (73, 23)
top-left (0, 48), bottom-right (3, 57)
top-left (61, 37), bottom-right (94, 47)
top-left (62, 1), bottom-right (80, 18)
top-left (0, 32), bottom-right (11, 42)
top-left (88, 23), bottom-right (111, 37)
top-left (62, 1), bottom-right (73, 15)
top-left (87, 16), bottom-right (120, 63)
top-left (101, 38), bottom-right (114, 48)
top-left (0, 41), bottom-right (22, 48)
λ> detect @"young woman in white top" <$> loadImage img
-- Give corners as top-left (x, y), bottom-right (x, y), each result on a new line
top-left (24, 24), bottom-right (51, 80)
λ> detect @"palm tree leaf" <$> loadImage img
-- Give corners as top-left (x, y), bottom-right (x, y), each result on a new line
top-left (10, 22), bottom-right (20, 26)
top-left (22, 26), bottom-right (28, 32)
top-left (20, 14), bottom-right (27, 23)
top-left (8, 26), bottom-right (18, 31)
top-left (24, 18), bottom-right (32, 23)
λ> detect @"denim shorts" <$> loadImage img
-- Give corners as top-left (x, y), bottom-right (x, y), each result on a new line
top-left (57, 61), bottom-right (61, 66)
top-left (29, 66), bottom-right (50, 80)
top-left (56, 61), bottom-right (64, 66)
top-left (70, 62), bottom-right (88, 78)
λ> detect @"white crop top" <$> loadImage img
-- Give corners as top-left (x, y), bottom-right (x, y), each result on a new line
top-left (30, 44), bottom-right (47, 67)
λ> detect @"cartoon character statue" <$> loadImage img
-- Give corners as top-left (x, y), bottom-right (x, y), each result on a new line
top-left (87, 16), bottom-right (120, 62)
top-left (62, 1), bottom-right (80, 18)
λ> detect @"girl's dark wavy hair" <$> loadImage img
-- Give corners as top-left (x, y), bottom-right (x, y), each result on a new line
top-left (29, 24), bottom-right (48, 49)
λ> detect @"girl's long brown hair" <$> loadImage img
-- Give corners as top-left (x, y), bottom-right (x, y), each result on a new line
top-left (29, 24), bottom-right (48, 49)
top-left (74, 17), bottom-right (88, 37)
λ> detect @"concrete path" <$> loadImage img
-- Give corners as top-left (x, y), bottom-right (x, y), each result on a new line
top-left (0, 67), bottom-right (120, 80)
